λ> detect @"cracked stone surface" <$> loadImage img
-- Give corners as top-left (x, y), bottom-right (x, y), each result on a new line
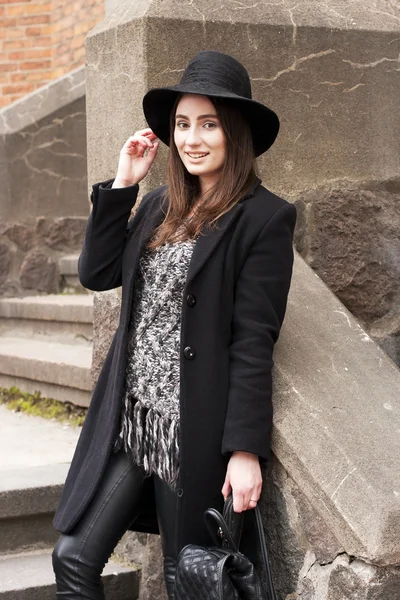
top-left (294, 179), bottom-right (400, 367)
top-left (86, 0), bottom-right (400, 197)
top-left (20, 249), bottom-right (58, 293)
top-left (262, 458), bottom-right (400, 599)
top-left (0, 69), bottom-right (90, 296)
top-left (1, 67), bottom-right (88, 226)
top-left (0, 243), bottom-right (11, 286)
top-left (42, 217), bottom-right (88, 251)
top-left (4, 97), bottom-right (88, 225)
top-left (92, 289), bottom-right (122, 386)
top-left (2, 223), bottom-right (35, 252)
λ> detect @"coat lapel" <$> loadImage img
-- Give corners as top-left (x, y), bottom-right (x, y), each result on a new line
top-left (186, 203), bottom-right (243, 285)
top-left (137, 177), bottom-right (262, 285)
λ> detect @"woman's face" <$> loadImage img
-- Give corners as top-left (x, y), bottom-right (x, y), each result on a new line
top-left (173, 94), bottom-right (227, 185)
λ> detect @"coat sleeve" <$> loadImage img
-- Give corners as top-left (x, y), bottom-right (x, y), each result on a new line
top-left (78, 178), bottom-right (141, 291)
top-left (221, 202), bottom-right (297, 462)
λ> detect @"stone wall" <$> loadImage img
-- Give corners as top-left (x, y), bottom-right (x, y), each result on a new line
top-left (0, 67), bottom-right (89, 296)
top-left (293, 178), bottom-right (400, 368)
top-left (263, 457), bottom-right (400, 600)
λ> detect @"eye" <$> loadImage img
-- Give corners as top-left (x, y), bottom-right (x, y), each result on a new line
top-left (204, 122), bottom-right (217, 129)
top-left (176, 121), bottom-right (189, 128)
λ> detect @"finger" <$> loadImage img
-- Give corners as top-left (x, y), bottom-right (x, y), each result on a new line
top-left (124, 135), bottom-right (150, 149)
top-left (135, 128), bottom-right (155, 137)
top-left (144, 141), bottom-right (159, 163)
top-left (128, 136), bottom-right (152, 150)
top-left (142, 131), bottom-right (158, 141)
top-left (138, 136), bottom-right (158, 151)
top-left (247, 498), bottom-right (258, 510)
top-left (221, 480), bottom-right (231, 500)
top-left (233, 492), bottom-right (245, 513)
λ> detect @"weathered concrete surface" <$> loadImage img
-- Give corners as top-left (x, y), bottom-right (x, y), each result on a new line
top-left (0, 295), bottom-right (93, 324)
top-left (91, 289), bottom-right (122, 385)
top-left (0, 67), bottom-right (87, 224)
top-left (0, 404), bottom-right (80, 472)
top-left (0, 295), bottom-right (93, 406)
top-left (0, 67), bottom-right (88, 296)
top-left (86, 0), bottom-right (400, 195)
top-left (273, 252), bottom-right (400, 567)
top-left (0, 551), bottom-right (140, 600)
top-left (292, 179), bottom-right (400, 369)
top-left (0, 337), bottom-right (92, 391)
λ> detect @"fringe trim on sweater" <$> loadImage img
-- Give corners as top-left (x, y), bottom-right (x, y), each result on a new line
top-left (113, 397), bottom-right (180, 490)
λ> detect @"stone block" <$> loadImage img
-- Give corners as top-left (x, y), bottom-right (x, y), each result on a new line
top-left (304, 185), bottom-right (400, 325)
top-left (369, 313), bottom-right (400, 367)
top-left (0, 243), bottom-right (11, 286)
top-left (43, 217), bottom-right (87, 251)
top-left (263, 458), bottom-right (400, 599)
top-left (115, 531), bottom-right (148, 567)
top-left (0, 279), bottom-right (22, 297)
top-left (58, 254), bottom-right (79, 276)
top-left (92, 289), bottom-right (121, 385)
top-left (114, 531), bottom-right (167, 600)
top-left (35, 217), bottom-right (51, 240)
top-left (262, 457), bottom-right (343, 598)
top-left (137, 534), bottom-right (167, 600)
top-left (19, 249), bottom-right (58, 293)
top-left (3, 223), bottom-right (34, 252)
top-left (327, 556), bottom-right (400, 600)
top-left (293, 199), bottom-right (308, 254)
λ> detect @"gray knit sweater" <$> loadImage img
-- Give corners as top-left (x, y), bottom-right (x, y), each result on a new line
top-left (113, 225), bottom-right (198, 489)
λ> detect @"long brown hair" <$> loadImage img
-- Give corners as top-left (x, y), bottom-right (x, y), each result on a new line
top-left (147, 94), bottom-right (258, 250)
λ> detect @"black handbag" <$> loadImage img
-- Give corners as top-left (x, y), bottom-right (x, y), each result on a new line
top-left (174, 495), bottom-right (277, 600)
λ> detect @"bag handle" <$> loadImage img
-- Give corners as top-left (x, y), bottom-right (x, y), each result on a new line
top-left (203, 507), bottom-right (239, 551)
top-left (204, 498), bottom-right (277, 600)
top-left (254, 504), bottom-right (277, 600)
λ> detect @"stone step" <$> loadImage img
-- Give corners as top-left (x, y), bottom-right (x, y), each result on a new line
top-left (0, 337), bottom-right (92, 407)
top-left (0, 463), bottom-right (72, 554)
top-left (59, 254), bottom-right (91, 294)
top-left (0, 295), bottom-right (93, 342)
top-left (0, 550), bottom-right (140, 600)
top-left (0, 404), bottom-right (80, 554)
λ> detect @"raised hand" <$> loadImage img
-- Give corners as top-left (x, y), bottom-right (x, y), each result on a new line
top-left (113, 128), bottom-right (160, 188)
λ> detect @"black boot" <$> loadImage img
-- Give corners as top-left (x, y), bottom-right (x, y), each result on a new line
top-left (164, 556), bottom-right (176, 600)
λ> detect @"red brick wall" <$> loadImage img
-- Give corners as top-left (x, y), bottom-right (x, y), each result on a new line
top-left (0, 0), bottom-right (105, 108)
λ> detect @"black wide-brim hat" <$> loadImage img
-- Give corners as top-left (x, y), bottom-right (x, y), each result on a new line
top-left (142, 50), bottom-right (280, 157)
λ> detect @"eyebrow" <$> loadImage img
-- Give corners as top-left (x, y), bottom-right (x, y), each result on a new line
top-left (175, 113), bottom-right (219, 120)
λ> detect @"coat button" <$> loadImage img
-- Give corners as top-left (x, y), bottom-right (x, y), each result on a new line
top-left (177, 488), bottom-right (184, 497)
top-left (186, 293), bottom-right (196, 307)
top-left (183, 346), bottom-right (196, 360)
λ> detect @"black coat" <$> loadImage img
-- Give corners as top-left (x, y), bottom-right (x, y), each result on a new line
top-left (52, 176), bottom-right (297, 554)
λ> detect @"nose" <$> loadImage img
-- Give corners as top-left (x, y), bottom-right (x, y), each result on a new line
top-left (185, 125), bottom-right (201, 147)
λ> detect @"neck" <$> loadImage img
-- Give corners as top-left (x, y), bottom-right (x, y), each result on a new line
top-left (199, 173), bottom-right (219, 198)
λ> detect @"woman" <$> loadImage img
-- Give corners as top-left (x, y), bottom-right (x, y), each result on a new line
top-left (52, 50), bottom-right (297, 599)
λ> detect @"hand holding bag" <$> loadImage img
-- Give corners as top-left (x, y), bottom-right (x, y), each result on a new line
top-left (174, 495), bottom-right (277, 600)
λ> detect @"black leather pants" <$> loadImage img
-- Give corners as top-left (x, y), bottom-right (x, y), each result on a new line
top-left (52, 449), bottom-right (178, 599)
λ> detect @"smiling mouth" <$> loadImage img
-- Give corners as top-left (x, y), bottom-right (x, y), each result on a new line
top-left (186, 152), bottom-right (209, 159)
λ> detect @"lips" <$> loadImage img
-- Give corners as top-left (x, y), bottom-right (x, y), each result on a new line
top-left (186, 152), bottom-right (209, 159)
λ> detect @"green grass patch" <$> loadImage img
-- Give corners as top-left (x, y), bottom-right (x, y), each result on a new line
top-left (0, 387), bottom-right (87, 426)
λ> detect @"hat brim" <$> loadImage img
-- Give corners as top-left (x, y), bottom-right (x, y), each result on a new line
top-left (142, 84), bottom-right (279, 157)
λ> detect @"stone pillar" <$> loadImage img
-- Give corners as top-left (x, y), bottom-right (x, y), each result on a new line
top-left (85, 2), bottom-right (400, 598)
